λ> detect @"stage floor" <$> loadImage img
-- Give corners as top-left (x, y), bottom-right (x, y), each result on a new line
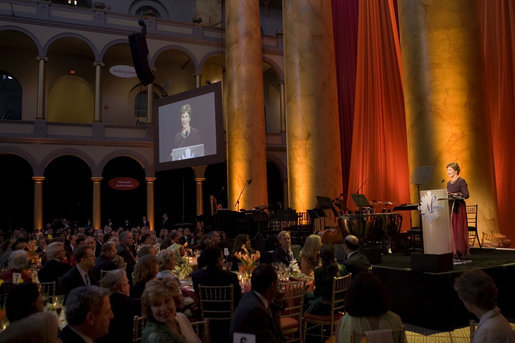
top-left (371, 247), bottom-right (515, 331)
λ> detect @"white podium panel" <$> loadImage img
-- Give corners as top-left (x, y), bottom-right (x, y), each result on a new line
top-left (420, 189), bottom-right (452, 254)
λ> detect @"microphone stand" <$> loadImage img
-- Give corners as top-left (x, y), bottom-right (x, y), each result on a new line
top-left (235, 179), bottom-right (251, 212)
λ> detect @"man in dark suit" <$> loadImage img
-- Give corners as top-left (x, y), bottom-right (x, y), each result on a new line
top-left (58, 245), bottom-right (97, 300)
top-left (230, 264), bottom-right (285, 343)
top-left (94, 230), bottom-right (104, 257)
top-left (193, 246), bottom-right (242, 343)
top-left (38, 242), bottom-right (71, 284)
top-left (342, 234), bottom-right (371, 277)
top-left (92, 242), bottom-right (117, 281)
top-left (59, 286), bottom-right (113, 343)
top-left (117, 231), bottom-right (137, 285)
top-left (272, 231), bottom-right (300, 274)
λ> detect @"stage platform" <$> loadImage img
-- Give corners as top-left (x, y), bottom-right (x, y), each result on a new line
top-left (370, 247), bottom-right (515, 331)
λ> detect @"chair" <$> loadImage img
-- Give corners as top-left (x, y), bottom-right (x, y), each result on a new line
top-left (350, 326), bottom-right (406, 343)
top-left (198, 284), bottom-right (235, 320)
top-left (39, 281), bottom-right (56, 297)
top-left (190, 319), bottom-right (210, 343)
top-left (303, 273), bottom-right (352, 342)
top-left (133, 315), bottom-right (146, 343)
top-left (198, 284), bottom-right (235, 342)
top-left (279, 280), bottom-right (305, 343)
top-left (466, 205), bottom-right (481, 248)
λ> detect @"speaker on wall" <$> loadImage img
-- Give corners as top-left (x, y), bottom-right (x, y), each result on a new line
top-left (128, 32), bottom-right (155, 86)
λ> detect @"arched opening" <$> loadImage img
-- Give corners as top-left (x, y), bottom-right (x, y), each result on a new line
top-left (0, 154), bottom-right (33, 231)
top-left (267, 160), bottom-right (283, 209)
top-left (0, 71), bottom-right (22, 120)
top-left (43, 155), bottom-right (92, 227)
top-left (101, 156), bottom-right (146, 228)
top-left (263, 61), bottom-right (281, 134)
top-left (155, 168), bottom-right (196, 225)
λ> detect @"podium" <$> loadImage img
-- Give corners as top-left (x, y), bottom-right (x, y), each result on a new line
top-left (411, 189), bottom-right (453, 272)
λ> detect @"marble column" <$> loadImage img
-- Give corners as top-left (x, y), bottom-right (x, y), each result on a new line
top-left (146, 177), bottom-right (156, 231)
top-left (147, 83), bottom-right (154, 124)
top-left (194, 71), bottom-right (201, 88)
top-left (225, 0), bottom-right (268, 211)
top-left (192, 165), bottom-right (207, 216)
top-left (398, 0), bottom-right (499, 234)
top-left (93, 62), bottom-right (103, 122)
top-left (36, 57), bottom-right (47, 120)
top-left (91, 177), bottom-right (102, 230)
top-left (283, 0), bottom-right (343, 211)
top-left (32, 176), bottom-right (45, 230)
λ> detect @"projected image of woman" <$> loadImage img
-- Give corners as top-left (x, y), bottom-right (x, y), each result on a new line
top-left (173, 104), bottom-right (201, 149)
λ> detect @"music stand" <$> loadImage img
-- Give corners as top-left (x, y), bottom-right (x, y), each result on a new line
top-left (350, 194), bottom-right (372, 208)
top-left (316, 196), bottom-right (333, 209)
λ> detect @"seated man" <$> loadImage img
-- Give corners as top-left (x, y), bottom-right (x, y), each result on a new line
top-left (92, 242), bottom-right (118, 281)
top-left (97, 270), bottom-right (140, 343)
top-left (59, 286), bottom-right (114, 343)
top-left (58, 245), bottom-right (97, 301)
top-left (342, 234), bottom-right (371, 277)
top-left (230, 264), bottom-right (285, 343)
top-left (272, 231), bottom-right (300, 274)
top-left (454, 270), bottom-right (515, 343)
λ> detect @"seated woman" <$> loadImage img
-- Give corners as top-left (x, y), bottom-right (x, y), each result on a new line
top-left (231, 233), bottom-right (254, 271)
top-left (299, 234), bottom-right (322, 279)
top-left (0, 250), bottom-right (32, 283)
top-left (305, 243), bottom-right (347, 315)
top-left (336, 272), bottom-right (406, 343)
top-left (130, 254), bottom-right (159, 298)
top-left (141, 278), bottom-right (200, 343)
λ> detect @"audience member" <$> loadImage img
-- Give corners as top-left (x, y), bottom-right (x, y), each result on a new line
top-left (38, 241), bottom-right (71, 284)
top-left (272, 231), bottom-right (300, 274)
top-left (98, 269), bottom-right (141, 343)
top-left (141, 278), bottom-right (200, 343)
top-left (94, 230), bottom-right (105, 257)
top-left (454, 270), bottom-right (515, 343)
top-left (5, 282), bottom-right (45, 322)
top-left (342, 235), bottom-right (370, 277)
top-left (156, 249), bottom-right (179, 285)
top-left (230, 264), bottom-right (285, 343)
top-left (137, 244), bottom-right (156, 258)
top-left (0, 311), bottom-right (58, 343)
top-left (336, 272), bottom-right (405, 342)
top-left (0, 249), bottom-right (32, 282)
top-left (130, 254), bottom-right (158, 298)
top-left (305, 243), bottom-right (348, 315)
top-left (299, 234), bottom-right (322, 279)
top-left (58, 245), bottom-right (97, 300)
top-left (92, 242), bottom-right (118, 280)
top-left (118, 231), bottom-right (137, 285)
top-left (59, 286), bottom-right (114, 343)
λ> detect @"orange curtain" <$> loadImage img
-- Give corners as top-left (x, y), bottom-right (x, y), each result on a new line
top-left (347, 0), bottom-right (410, 218)
top-left (479, 0), bottom-right (515, 242)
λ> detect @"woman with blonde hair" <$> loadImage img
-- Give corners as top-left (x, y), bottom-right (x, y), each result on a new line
top-left (300, 234), bottom-right (322, 278)
top-left (141, 278), bottom-right (200, 343)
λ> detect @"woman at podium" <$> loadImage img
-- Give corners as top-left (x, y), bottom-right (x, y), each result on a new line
top-left (446, 162), bottom-right (470, 259)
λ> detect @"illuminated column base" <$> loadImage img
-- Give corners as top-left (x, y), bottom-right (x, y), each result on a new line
top-left (226, 0), bottom-right (268, 210)
top-left (398, 0), bottom-right (499, 234)
top-left (283, 0), bottom-right (343, 211)
top-left (146, 177), bottom-right (156, 231)
top-left (33, 176), bottom-right (45, 230)
top-left (91, 177), bottom-right (102, 230)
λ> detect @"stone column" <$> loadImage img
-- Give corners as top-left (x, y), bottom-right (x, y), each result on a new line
top-left (195, 177), bottom-right (206, 216)
top-left (147, 83), bottom-right (153, 124)
top-left (283, 0), bottom-right (343, 211)
top-left (225, 0), bottom-right (268, 211)
top-left (32, 176), bottom-right (45, 230)
top-left (398, 0), bottom-right (499, 234)
top-left (91, 177), bottom-right (102, 230)
top-left (36, 57), bottom-right (47, 120)
top-left (93, 62), bottom-right (103, 122)
top-left (194, 71), bottom-right (201, 88)
top-left (146, 177), bottom-right (156, 231)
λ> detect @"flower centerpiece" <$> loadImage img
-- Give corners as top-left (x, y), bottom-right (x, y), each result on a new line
top-left (234, 245), bottom-right (260, 276)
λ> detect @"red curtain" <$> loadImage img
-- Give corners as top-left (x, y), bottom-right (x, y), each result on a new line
top-left (345, 0), bottom-right (410, 212)
top-left (331, 0), bottom-right (359, 200)
top-left (478, 0), bottom-right (515, 242)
